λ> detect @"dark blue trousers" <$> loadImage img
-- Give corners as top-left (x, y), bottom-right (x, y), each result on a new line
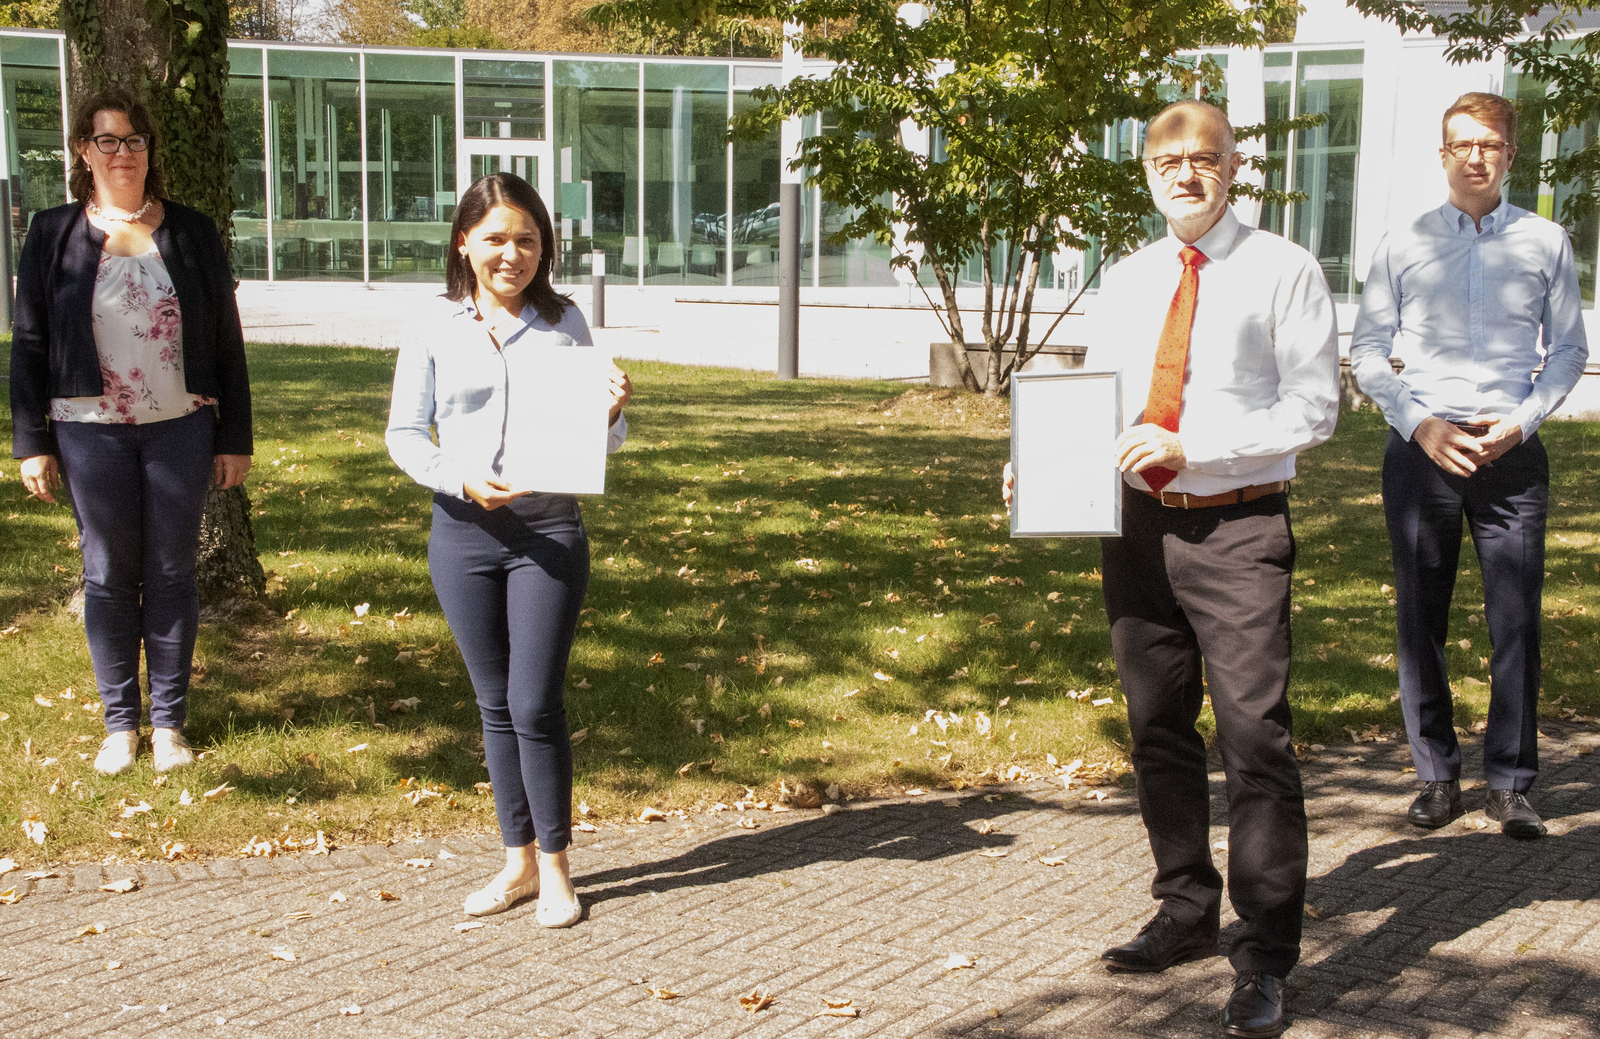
top-left (54, 407), bottom-right (216, 734)
top-left (1383, 429), bottom-right (1547, 792)
top-left (428, 493), bottom-right (588, 853)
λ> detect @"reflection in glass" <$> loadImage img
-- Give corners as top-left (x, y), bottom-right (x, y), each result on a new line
top-left (552, 60), bottom-right (639, 285)
top-left (1290, 49), bottom-right (1362, 297)
top-left (734, 69), bottom-right (784, 286)
top-left (266, 49), bottom-right (361, 280)
top-left (464, 59), bottom-right (545, 141)
top-left (2, 34), bottom-right (65, 277)
top-left (1259, 52), bottom-right (1292, 236)
top-left (1506, 67), bottom-right (1598, 307)
top-left (365, 53), bottom-right (455, 282)
top-left (816, 108), bottom-right (895, 286)
top-left (226, 46), bottom-right (267, 280)
top-left (643, 63), bottom-right (727, 285)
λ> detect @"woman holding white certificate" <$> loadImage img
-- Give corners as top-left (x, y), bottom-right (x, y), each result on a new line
top-left (386, 173), bottom-right (630, 928)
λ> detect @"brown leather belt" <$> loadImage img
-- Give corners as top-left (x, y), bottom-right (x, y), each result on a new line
top-left (1452, 422), bottom-right (1490, 437)
top-left (1139, 480), bottom-right (1289, 509)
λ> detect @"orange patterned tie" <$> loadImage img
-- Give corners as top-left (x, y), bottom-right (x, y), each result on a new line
top-left (1141, 245), bottom-right (1206, 492)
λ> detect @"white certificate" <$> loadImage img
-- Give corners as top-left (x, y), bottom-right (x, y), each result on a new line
top-left (499, 347), bottom-right (610, 495)
top-left (1009, 369), bottom-right (1123, 537)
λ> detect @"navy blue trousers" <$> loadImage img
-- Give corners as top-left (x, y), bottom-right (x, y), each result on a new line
top-left (429, 493), bottom-right (588, 853)
top-left (1384, 429), bottom-right (1547, 792)
top-left (55, 407), bottom-right (215, 734)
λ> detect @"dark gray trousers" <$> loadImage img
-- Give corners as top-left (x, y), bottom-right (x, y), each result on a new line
top-left (1101, 489), bottom-right (1308, 978)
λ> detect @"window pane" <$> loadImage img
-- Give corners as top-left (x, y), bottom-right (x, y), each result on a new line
top-left (1291, 49), bottom-right (1363, 297)
top-left (816, 107), bottom-right (895, 286)
top-left (266, 49), bottom-right (361, 280)
top-left (643, 63), bottom-right (727, 285)
top-left (1506, 66), bottom-right (1598, 307)
top-left (1259, 51), bottom-right (1292, 236)
top-left (365, 53), bottom-right (455, 283)
top-left (733, 89), bottom-right (780, 286)
top-left (226, 46), bottom-right (267, 280)
top-left (552, 60), bottom-right (639, 285)
top-left (3, 34), bottom-right (65, 278)
top-left (464, 58), bottom-right (545, 141)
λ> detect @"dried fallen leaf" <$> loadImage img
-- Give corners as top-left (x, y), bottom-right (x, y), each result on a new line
top-left (269, 948), bottom-right (296, 961)
top-left (944, 952), bottom-right (976, 970)
top-left (738, 988), bottom-right (775, 1013)
top-left (21, 817), bottom-right (47, 845)
top-left (569, 727), bottom-right (589, 746)
top-left (178, 789), bottom-right (194, 806)
top-left (119, 801), bottom-right (154, 819)
top-left (575, 821), bottom-right (597, 833)
top-left (0, 859), bottom-right (14, 875)
top-left (353, 603), bottom-right (370, 618)
top-left (338, 1004), bottom-right (362, 1016)
top-left (99, 878), bottom-right (138, 894)
top-left (105, 961), bottom-right (122, 971)
top-left (977, 848), bottom-right (1007, 859)
top-left (202, 784), bottom-right (234, 802)
top-left (77, 923), bottom-right (105, 936)
top-left (329, 891), bottom-right (347, 903)
top-left (346, 743), bottom-right (369, 754)
top-left (638, 807), bottom-right (666, 823)
top-left (283, 911), bottom-right (314, 921)
top-left (816, 1004), bottom-right (860, 1018)
top-left (1038, 855), bottom-right (1069, 867)
top-left (648, 987), bottom-right (680, 1000)
top-left (1304, 903), bottom-right (1323, 920)
top-left (404, 858), bottom-right (433, 869)
top-left (22, 870), bottom-right (58, 880)
top-left (873, 670), bottom-right (894, 682)
top-left (375, 890), bottom-right (401, 901)
top-left (0, 889), bottom-right (19, 905)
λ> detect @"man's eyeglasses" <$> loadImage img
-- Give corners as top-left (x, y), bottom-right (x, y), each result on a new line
top-left (87, 133), bottom-right (150, 155)
top-left (1444, 140), bottom-right (1509, 160)
top-left (1143, 152), bottom-right (1230, 180)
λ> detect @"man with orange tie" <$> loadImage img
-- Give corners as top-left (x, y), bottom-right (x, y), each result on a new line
top-left (1090, 100), bottom-right (1338, 1038)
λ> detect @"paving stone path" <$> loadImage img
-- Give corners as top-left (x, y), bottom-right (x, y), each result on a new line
top-left (3, 726), bottom-right (1598, 1039)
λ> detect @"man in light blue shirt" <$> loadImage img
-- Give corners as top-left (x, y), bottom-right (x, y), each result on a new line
top-left (1351, 92), bottom-right (1589, 840)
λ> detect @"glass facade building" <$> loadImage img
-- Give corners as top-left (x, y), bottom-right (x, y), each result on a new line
top-left (0, 26), bottom-right (1596, 308)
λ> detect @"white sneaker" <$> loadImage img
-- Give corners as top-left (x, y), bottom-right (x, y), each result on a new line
top-left (535, 893), bottom-right (583, 929)
top-left (462, 876), bottom-right (538, 917)
top-left (151, 728), bottom-right (195, 772)
top-left (94, 730), bottom-right (139, 775)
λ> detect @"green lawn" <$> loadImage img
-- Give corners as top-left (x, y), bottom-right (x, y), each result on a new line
top-left (2, 345), bottom-right (1598, 865)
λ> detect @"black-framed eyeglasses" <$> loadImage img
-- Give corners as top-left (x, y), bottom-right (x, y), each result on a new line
top-left (1444, 140), bottom-right (1509, 160)
top-left (1143, 152), bottom-right (1229, 180)
top-left (88, 133), bottom-right (150, 155)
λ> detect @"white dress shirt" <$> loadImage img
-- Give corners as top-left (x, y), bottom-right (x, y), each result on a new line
top-left (386, 297), bottom-right (626, 502)
top-left (1084, 208), bottom-right (1341, 495)
top-left (1349, 199), bottom-right (1589, 442)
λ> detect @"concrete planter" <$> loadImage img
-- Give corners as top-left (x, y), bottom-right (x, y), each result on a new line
top-left (929, 342), bottom-right (1086, 391)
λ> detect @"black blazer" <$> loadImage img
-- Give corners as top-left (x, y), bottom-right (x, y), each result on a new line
top-left (9, 201), bottom-right (253, 458)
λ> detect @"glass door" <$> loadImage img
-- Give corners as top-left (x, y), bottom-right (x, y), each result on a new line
top-left (457, 143), bottom-right (552, 205)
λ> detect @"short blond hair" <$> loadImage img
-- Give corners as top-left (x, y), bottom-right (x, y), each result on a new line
top-left (1442, 92), bottom-right (1518, 145)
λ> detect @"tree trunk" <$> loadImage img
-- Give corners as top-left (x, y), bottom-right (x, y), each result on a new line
top-left (63, 0), bottom-right (264, 605)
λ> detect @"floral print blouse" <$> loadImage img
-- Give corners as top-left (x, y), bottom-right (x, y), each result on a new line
top-left (48, 248), bottom-right (216, 425)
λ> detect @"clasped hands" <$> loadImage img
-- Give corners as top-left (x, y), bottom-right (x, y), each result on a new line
top-left (1000, 423), bottom-right (1186, 511)
top-left (465, 363), bottom-right (633, 511)
top-left (1412, 415), bottom-right (1522, 477)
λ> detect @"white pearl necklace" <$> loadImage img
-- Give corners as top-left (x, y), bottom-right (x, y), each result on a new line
top-left (87, 197), bottom-right (156, 223)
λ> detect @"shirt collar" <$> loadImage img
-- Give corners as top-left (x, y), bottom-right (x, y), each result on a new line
top-left (458, 297), bottom-right (538, 337)
top-left (1441, 196), bottom-right (1510, 236)
top-left (1165, 206), bottom-right (1241, 263)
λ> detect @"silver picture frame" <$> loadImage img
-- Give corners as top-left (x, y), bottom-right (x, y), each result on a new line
top-left (1009, 368), bottom-right (1123, 537)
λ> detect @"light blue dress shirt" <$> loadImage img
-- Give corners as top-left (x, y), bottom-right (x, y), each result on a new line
top-left (386, 297), bottom-right (626, 506)
top-left (1350, 199), bottom-right (1589, 442)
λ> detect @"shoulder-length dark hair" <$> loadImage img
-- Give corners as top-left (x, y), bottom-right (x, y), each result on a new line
top-left (444, 172), bottom-right (571, 325)
top-left (68, 88), bottom-right (166, 203)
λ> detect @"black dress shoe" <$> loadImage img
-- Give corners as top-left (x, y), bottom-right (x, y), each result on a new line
top-left (1407, 780), bottom-right (1462, 828)
top-left (1485, 789), bottom-right (1547, 839)
top-left (1101, 910), bottom-right (1220, 973)
top-left (1222, 971), bottom-right (1287, 1038)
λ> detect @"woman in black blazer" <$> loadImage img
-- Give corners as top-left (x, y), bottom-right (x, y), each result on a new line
top-left (9, 88), bottom-right (253, 776)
